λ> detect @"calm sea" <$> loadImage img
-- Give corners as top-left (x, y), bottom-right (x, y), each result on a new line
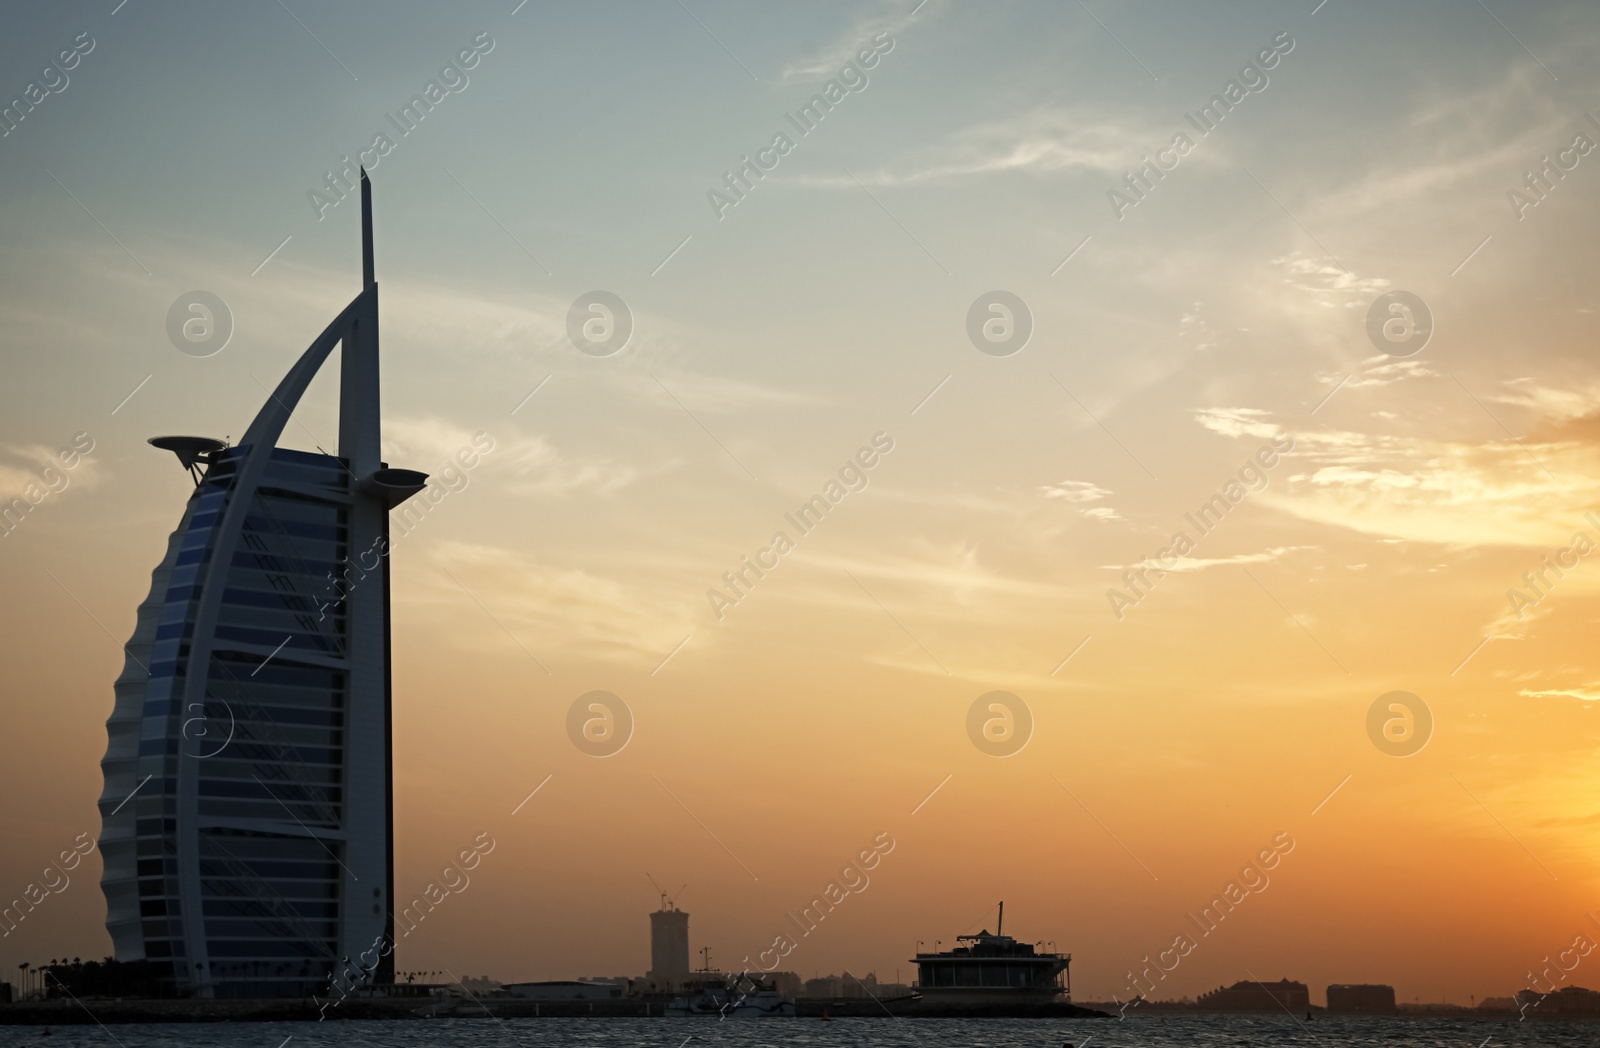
top-left (0, 1015), bottom-right (1592, 1046)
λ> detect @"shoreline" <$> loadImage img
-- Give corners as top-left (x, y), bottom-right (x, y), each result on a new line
top-left (3, 999), bottom-right (1595, 1024)
top-left (0, 999), bottom-right (1116, 1024)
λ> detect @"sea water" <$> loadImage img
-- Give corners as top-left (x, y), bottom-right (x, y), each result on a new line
top-left (0, 1014), bottom-right (1594, 1047)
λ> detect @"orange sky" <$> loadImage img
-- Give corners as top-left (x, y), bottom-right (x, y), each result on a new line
top-left (4, 0), bottom-right (1600, 1008)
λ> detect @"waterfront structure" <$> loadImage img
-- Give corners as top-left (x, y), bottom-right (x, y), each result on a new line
top-left (1326, 983), bottom-right (1396, 1014)
top-left (648, 896), bottom-right (690, 990)
top-left (1514, 985), bottom-right (1600, 1017)
top-left (505, 980), bottom-right (628, 1001)
top-left (910, 903), bottom-right (1070, 1005)
top-left (1195, 978), bottom-right (1310, 1013)
top-left (98, 171), bottom-right (424, 999)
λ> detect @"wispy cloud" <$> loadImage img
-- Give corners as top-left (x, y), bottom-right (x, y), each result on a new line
top-left (1269, 254), bottom-right (1391, 301)
top-left (778, 0), bottom-right (933, 83)
top-left (627, 371), bottom-right (830, 415)
top-left (0, 442), bottom-right (100, 501)
top-left (387, 416), bottom-right (647, 500)
top-left (1041, 479), bottom-right (1111, 504)
top-left (503, 434), bottom-right (645, 498)
top-left (420, 540), bottom-right (694, 667)
top-left (1110, 546), bottom-right (1314, 575)
top-left (1484, 592), bottom-right (1556, 642)
top-left (1491, 379), bottom-right (1600, 424)
top-left (794, 541), bottom-right (1077, 614)
top-left (1520, 684), bottom-right (1600, 703)
top-left (1306, 57), bottom-right (1579, 223)
top-left (1193, 407), bottom-right (1283, 441)
top-left (1041, 479), bottom-right (1124, 521)
top-left (385, 416), bottom-right (492, 468)
top-left (793, 108), bottom-right (1163, 188)
top-left (1196, 402), bottom-right (1600, 549)
top-left (1341, 357), bottom-right (1439, 390)
top-left (1178, 302), bottom-right (1218, 352)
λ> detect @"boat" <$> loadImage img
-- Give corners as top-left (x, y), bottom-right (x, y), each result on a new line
top-left (911, 902), bottom-right (1071, 1006)
top-left (665, 971), bottom-right (795, 1017)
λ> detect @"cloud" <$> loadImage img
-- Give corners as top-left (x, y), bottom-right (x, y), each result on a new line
top-left (1304, 56), bottom-right (1578, 223)
top-left (1178, 303), bottom-right (1217, 352)
top-left (0, 441), bottom-right (100, 503)
top-left (1196, 402), bottom-right (1600, 549)
top-left (1110, 546), bottom-right (1314, 575)
top-left (793, 108), bottom-right (1165, 188)
top-left (419, 541), bottom-right (693, 667)
top-left (1484, 593), bottom-right (1555, 642)
top-left (1040, 479), bottom-right (1124, 522)
top-left (629, 371), bottom-right (829, 415)
top-left (800, 540), bottom-right (1074, 611)
top-left (1269, 254), bottom-right (1392, 301)
top-left (1344, 358), bottom-right (1438, 389)
top-left (1193, 407), bottom-right (1283, 441)
top-left (779, 0), bottom-right (930, 83)
top-left (1520, 685), bottom-right (1600, 704)
top-left (1040, 480), bottom-right (1111, 504)
top-left (384, 417), bottom-right (490, 469)
top-left (502, 434), bottom-right (644, 498)
top-left (376, 282), bottom-right (570, 362)
top-left (1491, 380), bottom-right (1600, 425)
top-left (386, 416), bottom-right (645, 499)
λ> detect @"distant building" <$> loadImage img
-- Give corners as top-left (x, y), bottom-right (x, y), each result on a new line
top-left (797, 971), bottom-right (911, 1000)
top-left (803, 974), bottom-right (843, 999)
top-left (767, 971), bottom-right (803, 998)
top-left (1516, 985), bottom-right (1600, 1017)
top-left (505, 980), bottom-right (624, 1001)
top-left (1327, 983), bottom-right (1396, 1014)
top-left (648, 900), bottom-right (690, 990)
top-left (1195, 979), bottom-right (1310, 1013)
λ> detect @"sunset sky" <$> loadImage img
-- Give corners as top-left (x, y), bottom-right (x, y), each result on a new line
top-left (5, 0), bottom-right (1600, 1006)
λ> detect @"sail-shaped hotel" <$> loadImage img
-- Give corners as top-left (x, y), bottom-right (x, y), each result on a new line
top-left (98, 172), bottom-right (422, 998)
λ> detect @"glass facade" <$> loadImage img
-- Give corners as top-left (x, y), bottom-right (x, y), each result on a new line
top-left (105, 449), bottom-right (367, 997)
